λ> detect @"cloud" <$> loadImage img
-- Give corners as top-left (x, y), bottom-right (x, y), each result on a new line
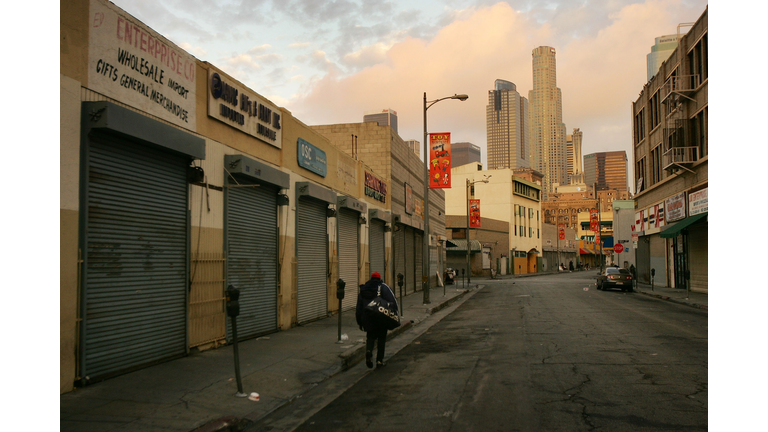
top-left (247, 44), bottom-right (273, 54)
top-left (341, 42), bottom-right (390, 70)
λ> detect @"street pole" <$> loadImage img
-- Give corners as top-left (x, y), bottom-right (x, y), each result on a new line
top-left (466, 178), bottom-right (471, 284)
top-left (423, 92), bottom-right (468, 305)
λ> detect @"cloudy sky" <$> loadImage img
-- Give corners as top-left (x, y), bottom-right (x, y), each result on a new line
top-left (109, 0), bottom-right (709, 185)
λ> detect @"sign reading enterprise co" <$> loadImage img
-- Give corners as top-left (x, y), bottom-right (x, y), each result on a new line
top-left (207, 68), bottom-right (282, 149)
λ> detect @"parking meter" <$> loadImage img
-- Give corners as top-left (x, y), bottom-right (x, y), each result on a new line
top-left (397, 273), bottom-right (404, 316)
top-left (226, 285), bottom-right (240, 318)
top-left (397, 273), bottom-right (404, 288)
top-left (651, 268), bottom-right (656, 291)
top-left (336, 279), bottom-right (346, 300)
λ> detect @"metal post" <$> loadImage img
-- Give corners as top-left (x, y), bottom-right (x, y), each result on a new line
top-left (466, 178), bottom-right (471, 284)
top-left (231, 315), bottom-right (245, 397)
top-left (422, 92), bottom-right (431, 305)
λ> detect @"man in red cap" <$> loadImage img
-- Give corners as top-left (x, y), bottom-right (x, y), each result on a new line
top-left (356, 272), bottom-right (398, 369)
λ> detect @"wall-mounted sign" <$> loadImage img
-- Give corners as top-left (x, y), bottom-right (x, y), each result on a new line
top-left (88, 0), bottom-right (197, 130)
top-left (429, 133), bottom-right (451, 189)
top-left (365, 171), bottom-right (387, 203)
top-left (207, 68), bottom-right (282, 148)
top-left (688, 187), bottom-right (708, 216)
top-left (297, 138), bottom-right (327, 177)
top-left (665, 192), bottom-right (687, 222)
top-left (469, 199), bottom-right (481, 227)
top-left (404, 183), bottom-right (414, 215)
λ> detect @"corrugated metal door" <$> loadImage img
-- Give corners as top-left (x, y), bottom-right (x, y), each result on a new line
top-left (393, 226), bottom-right (404, 290)
top-left (415, 231), bottom-right (423, 292)
top-left (82, 135), bottom-right (188, 381)
top-left (297, 197), bottom-right (328, 323)
top-left (369, 220), bottom-right (385, 280)
top-left (405, 227), bottom-right (415, 293)
top-left (337, 208), bottom-right (359, 310)
top-left (687, 223), bottom-right (708, 292)
top-left (226, 181), bottom-right (279, 340)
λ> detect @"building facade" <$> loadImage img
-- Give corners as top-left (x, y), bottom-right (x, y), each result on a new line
top-left (445, 216), bottom-right (510, 278)
top-left (60, 0), bottom-right (409, 393)
top-left (529, 47), bottom-right (567, 200)
top-left (363, 109), bottom-right (398, 134)
top-left (404, 139), bottom-right (420, 159)
top-left (583, 151), bottom-right (629, 195)
top-left (452, 141), bottom-right (482, 168)
top-left (631, 7), bottom-right (707, 292)
top-left (647, 34), bottom-right (681, 81)
top-left (445, 164), bottom-right (543, 275)
top-left (486, 79), bottom-right (530, 170)
top-left (566, 128), bottom-right (583, 184)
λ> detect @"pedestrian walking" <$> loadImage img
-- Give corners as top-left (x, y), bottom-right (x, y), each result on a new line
top-left (356, 272), bottom-right (399, 369)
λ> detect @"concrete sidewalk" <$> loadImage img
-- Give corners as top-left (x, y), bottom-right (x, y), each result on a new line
top-left (60, 283), bottom-right (476, 432)
top-left (634, 281), bottom-right (708, 310)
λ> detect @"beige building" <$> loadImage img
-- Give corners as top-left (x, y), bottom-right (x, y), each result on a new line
top-left (566, 128), bottom-right (583, 184)
top-left (60, 0), bottom-right (417, 393)
top-left (445, 216), bottom-right (510, 278)
top-left (631, 7), bottom-right (707, 292)
top-left (445, 163), bottom-right (543, 274)
top-left (486, 79), bottom-right (530, 170)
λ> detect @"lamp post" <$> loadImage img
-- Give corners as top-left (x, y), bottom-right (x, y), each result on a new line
top-left (466, 175), bottom-right (490, 284)
top-left (423, 92), bottom-right (468, 304)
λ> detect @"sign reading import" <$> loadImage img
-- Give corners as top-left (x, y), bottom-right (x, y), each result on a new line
top-left (88, 0), bottom-right (197, 130)
top-left (207, 68), bottom-right (282, 149)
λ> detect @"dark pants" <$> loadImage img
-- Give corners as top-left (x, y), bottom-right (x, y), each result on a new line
top-left (366, 328), bottom-right (387, 362)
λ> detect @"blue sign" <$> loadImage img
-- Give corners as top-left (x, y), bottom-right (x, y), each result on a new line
top-left (297, 138), bottom-right (327, 177)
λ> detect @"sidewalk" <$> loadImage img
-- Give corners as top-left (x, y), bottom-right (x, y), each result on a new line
top-left (633, 281), bottom-right (708, 310)
top-left (60, 283), bottom-right (477, 432)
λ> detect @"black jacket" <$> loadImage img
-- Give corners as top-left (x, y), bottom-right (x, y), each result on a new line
top-left (356, 278), bottom-right (398, 332)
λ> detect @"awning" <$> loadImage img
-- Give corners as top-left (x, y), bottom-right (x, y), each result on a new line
top-left (579, 248), bottom-right (591, 255)
top-left (446, 239), bottom-right (482, 252)
top-left (660, 213), bottom-right (708, 238)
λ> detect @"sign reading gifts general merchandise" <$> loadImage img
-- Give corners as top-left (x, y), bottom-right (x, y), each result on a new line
top-left (88, 0), bottom-right (197, 130)
top-left (207, 68), bottom-right (282, 149)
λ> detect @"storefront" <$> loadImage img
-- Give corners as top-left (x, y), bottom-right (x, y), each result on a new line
top-left (368, 209), bottom-right (390, 282)
top-left (336, 196), bottom-right (366, 310)
top-left (660, 212), bottom-right (708, 292)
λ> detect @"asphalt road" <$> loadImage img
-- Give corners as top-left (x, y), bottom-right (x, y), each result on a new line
top-left (249, 272), bottom-right (708, 431)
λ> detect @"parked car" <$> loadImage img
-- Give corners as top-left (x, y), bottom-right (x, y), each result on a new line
top-left (596, 267), bottom-right (633, 292)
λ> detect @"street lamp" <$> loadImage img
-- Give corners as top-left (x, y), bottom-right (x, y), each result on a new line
top-left (466, 175), bottom-right (490, 283)
top-left (423, 92), bottom-right (469, 304)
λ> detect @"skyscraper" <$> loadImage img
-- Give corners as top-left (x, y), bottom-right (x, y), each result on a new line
top-left (583, 151), bottom-right (628, 194)
top-left (647, 34), bottom-right (681, 81)
top-left (486, 79), bottom-right (530, 170)
top-left (529, 46), bottom-right (567, 201)
top-left (451, 142), bottom-right (481, 168)
top-left (566, 128), bottom-right (583, 184)
top-left (363, 109), bottom-right (398, 133)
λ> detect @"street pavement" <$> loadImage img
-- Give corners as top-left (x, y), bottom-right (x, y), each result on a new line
top-left (60, 271), bottom-right (707, 432)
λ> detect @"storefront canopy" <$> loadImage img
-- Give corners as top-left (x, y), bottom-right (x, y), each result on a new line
top-left (659, 213), bottom-right (708, 238)
top-left (446, 239), bottom-right (482, 252)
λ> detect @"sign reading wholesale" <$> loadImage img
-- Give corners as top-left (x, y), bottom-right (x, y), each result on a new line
top-left (429, 133), bottom-right (451, 188)
top-left (207, 68), bottom-right (282, 148)
top-left (88, 0), bottom-right (197, 130)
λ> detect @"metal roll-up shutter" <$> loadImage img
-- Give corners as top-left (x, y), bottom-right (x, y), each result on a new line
top-left (393, 226), bottom-right (405, 290)
top-left (297, 197), bottom-right (328, 323)
top-left (226, 181), bottom-right (279, 340)
top-left (405, 227), bottom-right (415, 293)
top-left (415, 231), bottom-right (423, 292)
top-left (83, 135), bottom-right (189, 381)
top-left (637, 236), bottom-right (651, 284)
top-left (687, 223), bottom-right (708, 292)
top-left (338, 208), bottom-right (359, 310)
top-left (369, 220), bottom-right (386, 280)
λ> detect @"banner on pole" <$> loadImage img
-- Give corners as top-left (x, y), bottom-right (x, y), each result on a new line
top-left (590, 208), bottom-right (599, 232)
top-left (429, 133), bottom-right (451, 188)
top-left (558, 224), bottom-right (565, 240)
top-left (469, 199), bottom-right (481, 227)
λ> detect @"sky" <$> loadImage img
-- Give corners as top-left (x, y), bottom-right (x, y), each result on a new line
top-left (110, 0), bottom-right (709, 189)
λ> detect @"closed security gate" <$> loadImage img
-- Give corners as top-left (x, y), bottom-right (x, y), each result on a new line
top-left (297, 197), bottom-right (328, 323)
top-left (404, 227), bottom-right (415, 293)
top-left (226, 181), bottom-right (279, 340)
top-left (82, 135), bottom-right (189, 381)
top-left (338, 209), bottom-right (360, 310)
top-left (415, 231), bottom-right (423, 292)
top-left (369, 220), bottom-right (386, 280)
top-left (393, 226), bottom-right (405, 290)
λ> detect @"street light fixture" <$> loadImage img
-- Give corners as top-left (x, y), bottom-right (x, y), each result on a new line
top-left (466, 175), bottom-right (490, 283)
top-left (423, 92), bottom-right (469, 304)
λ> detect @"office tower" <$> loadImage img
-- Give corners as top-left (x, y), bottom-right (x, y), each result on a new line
top-left (583, 151), bottom-right (628, 193)
top-left (364, 109), bottom-right (398, 134)
top-left (486, 79), bottom-right (530, 170)
top-left (529, 46), bottom-right (567, 201)
top-left (404, 139), bottom-right (420, 158)
top-left (451, 142), bottom-right (481, 168)
top-left (647, 35), bottom-right (681, 81)
top-left (566, 128), bottom-right (583, 184)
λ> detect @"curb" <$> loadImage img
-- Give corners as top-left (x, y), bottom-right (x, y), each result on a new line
top-left (635, 290), bottom-right (708, 310)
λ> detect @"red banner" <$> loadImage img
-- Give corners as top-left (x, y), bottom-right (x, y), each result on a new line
top-left (469, 199), bottom-right (481, 227)
top-left (558, 224), bottom-right (565, 240)
top-left (590, 208), bottom-right (599, 232)
top-left (429, 133), bottom-right (451, 188)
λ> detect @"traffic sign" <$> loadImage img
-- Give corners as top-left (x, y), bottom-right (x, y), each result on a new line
top-left (614, 244), bottom-right (624, 253)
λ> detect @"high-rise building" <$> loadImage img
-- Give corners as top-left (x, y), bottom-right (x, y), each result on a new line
top-left (451, 142), bottom-right (481, 168)
top-left (363, 109), bottom-right (398, 133)
top-left (404, 139), bottom-right (420, 159)
top-left (486, 79), bottom-right (530, 170)
top-left (647, 34), bottom-right (681, 81)
top-left (529, 47), bottom-right (567, 201)
top-left (566, 128), bottom-right (583, 184)
top-left (583, 151), bottom-right (628, 194)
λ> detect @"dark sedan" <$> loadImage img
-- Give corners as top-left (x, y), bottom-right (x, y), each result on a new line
top-left (596, 267), bottom-right (633, 292)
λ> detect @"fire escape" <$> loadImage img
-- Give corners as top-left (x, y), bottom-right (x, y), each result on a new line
top-left (660, 72), bottom-right (700, 173)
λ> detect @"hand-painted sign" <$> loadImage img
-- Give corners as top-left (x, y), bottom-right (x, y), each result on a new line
top-left (297, 138), bottom-right (327, 177)
top-left (665, 192), bottom-right (687, 222)
top-left (429, 133), bottom-right (451, 189)
top-left (405, 183), bottom-right (414, 215)
top-left (688, 187), bottom-right (708, 216)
